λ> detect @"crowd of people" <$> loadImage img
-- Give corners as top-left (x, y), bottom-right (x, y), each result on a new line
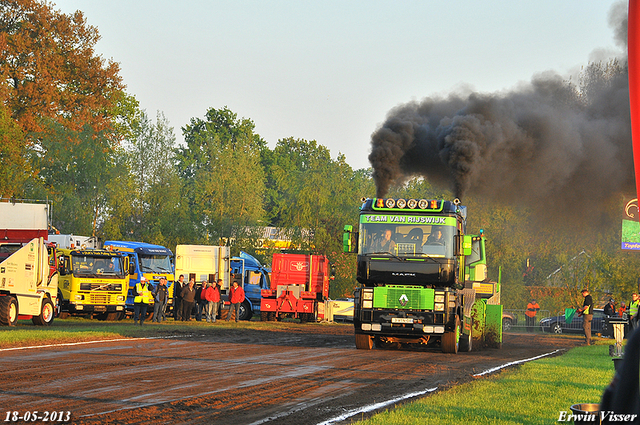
top-left (131, 273), bottom-right (246, 325)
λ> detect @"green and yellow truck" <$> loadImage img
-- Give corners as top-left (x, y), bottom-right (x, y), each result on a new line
top-left (343, 197), bottom-right (502, 353)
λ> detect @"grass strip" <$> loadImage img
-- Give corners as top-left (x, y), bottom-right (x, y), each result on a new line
top-left (0, 316), bottom-right (347, 348)
top-left (358, 343), bottom-right (615, 425)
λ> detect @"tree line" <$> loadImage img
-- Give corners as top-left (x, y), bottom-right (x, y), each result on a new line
top-left (1, 0), bottom-right (639, 305)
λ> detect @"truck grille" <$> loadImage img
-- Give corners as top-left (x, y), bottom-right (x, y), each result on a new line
top-left (90, 294), bottom-right (111, 304)
top-left (373, 286), bottom-right (434, 310)
top-left (80, 283), bottom-right (122, 291)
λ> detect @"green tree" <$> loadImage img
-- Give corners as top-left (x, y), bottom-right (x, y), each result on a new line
top-left (177, 107), bottom-right (266, 244)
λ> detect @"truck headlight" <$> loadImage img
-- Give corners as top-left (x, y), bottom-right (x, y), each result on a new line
top-left (435, 303), bottom-right (445, 311)
top-left (74, 294), bottom-right (84, 301)
top-left (363, 300), bottom-right (373, 309)
top-left (117, 295), bottom-right (125, 302)
top-left (363, 291), bottom-right (373, 300)
top-left (434, 295), bottom-right (445, 303)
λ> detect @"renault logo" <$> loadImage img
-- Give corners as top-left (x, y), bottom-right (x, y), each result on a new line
top-left (399, 294), bottom-right (409, 306)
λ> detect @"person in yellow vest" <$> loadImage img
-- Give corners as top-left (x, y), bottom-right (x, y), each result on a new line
top-left (134, 276), bottom-right (153, 325)
top-left (577, 288), bottom-right (594, 346)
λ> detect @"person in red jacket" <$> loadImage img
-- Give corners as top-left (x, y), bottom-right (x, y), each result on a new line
top-left (202, 279), bottom-right (222, 322)
top-left (227, 281), bottom-right (245, 322)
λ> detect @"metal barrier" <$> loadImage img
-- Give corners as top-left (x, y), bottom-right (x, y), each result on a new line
top-left (502, 309), bottom-right (551, 332)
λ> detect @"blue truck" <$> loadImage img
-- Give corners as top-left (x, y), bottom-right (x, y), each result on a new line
top-left (229, 251), bottom-right (271, 320)
top-left (103, 241), bottom-right (175, 313)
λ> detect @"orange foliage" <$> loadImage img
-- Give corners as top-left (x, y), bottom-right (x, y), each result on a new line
top-left (0, 0), bottom-right (124, 136)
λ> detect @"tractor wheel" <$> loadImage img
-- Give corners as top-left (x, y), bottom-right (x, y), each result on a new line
top-left (32, 297), bottom-right (55, 326)
top-left (0, 296), bottom-right (18, 326)
top-left (355, 333), bottom-right (373, 350)
top-left (441, 316), bottom-right (460, 353)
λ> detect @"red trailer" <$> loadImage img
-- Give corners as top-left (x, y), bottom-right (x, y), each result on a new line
top-left (260, 253), bottom-right (331, 322)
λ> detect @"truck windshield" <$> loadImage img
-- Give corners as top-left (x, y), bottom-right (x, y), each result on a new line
top-left (139, 255), bottom-right (173, 273)
top-left (358, 221), bottom-right (455, 259)
top-left (72, 255), bottom-right (125, 278)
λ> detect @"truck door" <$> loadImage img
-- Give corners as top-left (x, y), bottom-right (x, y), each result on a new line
top-left (244, 270), bottom-right (263, 307)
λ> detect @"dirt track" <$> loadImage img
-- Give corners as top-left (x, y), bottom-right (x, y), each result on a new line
top-left (0, 324), bottom-right (579, 424)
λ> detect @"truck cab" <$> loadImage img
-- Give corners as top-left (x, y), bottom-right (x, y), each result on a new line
top-left (56, 248), bottom-right (130, 319)
top-left (344, 198), bottom-right (472, 352)
top-left (103, 241), bottom-right (175, 312)
top-left (230, 251), bottom-right (271, 318)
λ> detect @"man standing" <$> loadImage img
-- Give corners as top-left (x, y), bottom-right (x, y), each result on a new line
top-left (181, 278), bottom-right (196, 321)
top-left (227, 281), bottom-right (245, 322)
top-left (152, 278), bottom-right (169, 322)
top-left (525, 299), bottom-right (540, 332)
top-left (174, 274), bottom-right (185, 321)
top-left (133, 276), bottom-right (153, 325)
top-left (202, 279), bottom-right (222, 322)
top-left (577, 288), bottom-right (594, 345)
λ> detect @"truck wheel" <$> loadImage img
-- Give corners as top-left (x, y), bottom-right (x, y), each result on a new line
top-left (355, 333), bottom-right (373, 350)
top-left (238, 301), bottom-right (253, 321)
top-left (441, 317), bottom-right (460, 353)
top-left (0, 296), bottom-right (18, 326)
top-left (260, 311), bottom-right (269, 322)
top-left (32, 298), bottom-right (55, 326)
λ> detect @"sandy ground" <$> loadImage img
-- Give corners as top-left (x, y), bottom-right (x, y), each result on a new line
top-left (0, 324), bottom-right (580, 424)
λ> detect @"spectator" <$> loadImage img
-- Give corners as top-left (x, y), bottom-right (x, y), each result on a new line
top-left (525, 299), bottom-right (540, 332)
top-left (152, 278), bottom-right (169, 322)
top-left (604, 299), bottom-right (616, 317)
top-left (133, 276), bottom-right (153, 325)
top-left (181, 278), bottom-right (196, 321)
top-left (174, 274), bottom-right (185, 321)
top-left (599, 327), bottom-right (640, 422)
top-left (195, 280), bottom-right (207, 321)
top-left (227, 281), bottom-right (245, 322)
top-left (577, 288), bottom-right (594, 346)
top-left (202, 279), bottom-right (222, 322)
top-left (618, 302), bottom-right (627, 318)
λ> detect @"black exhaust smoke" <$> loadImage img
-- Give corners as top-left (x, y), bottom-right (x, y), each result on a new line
top-left (369, 3), bottom-right (633, 211)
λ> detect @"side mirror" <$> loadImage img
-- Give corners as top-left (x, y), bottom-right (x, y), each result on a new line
top-left (462, 235), bottom-right (472, 256)
top-left (343, 225), bottom-right (355, 253)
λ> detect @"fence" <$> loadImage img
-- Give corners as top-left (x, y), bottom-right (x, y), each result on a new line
top-left (503, 309), bottom-right (552, 333)
top-left (503, 308), bottom-right (617, 335)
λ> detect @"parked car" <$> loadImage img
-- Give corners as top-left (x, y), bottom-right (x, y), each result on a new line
top-left (502, 311), bottom-right (518, 331)
top-left (539, 308), bottom-right (606, 334)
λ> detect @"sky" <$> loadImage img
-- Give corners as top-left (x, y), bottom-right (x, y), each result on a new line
top-left (52, 0), bottom-right (625, 171)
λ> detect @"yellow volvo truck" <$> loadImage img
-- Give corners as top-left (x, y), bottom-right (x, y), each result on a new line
top-left (56, 248), bottom-right (130, 320)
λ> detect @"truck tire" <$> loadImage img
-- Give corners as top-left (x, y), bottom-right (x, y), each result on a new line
top-left (441, 317), bottom-right (460, 353)
top-left (238, 301), bottom-right (252, 321)
top-left (355, 333), bottom-right (373, 350)
top-left (0, 296), bottom-right (18, 326)
top-left (260, 311), bottom-right (270, 322)
top-left (32, 297), bottom-right (55, 326)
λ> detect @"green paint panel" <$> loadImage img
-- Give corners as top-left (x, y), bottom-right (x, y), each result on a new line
top-left (486, 304), bottom-right (503, 345)
top-left (373, 286), bottom-right (434, 310)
